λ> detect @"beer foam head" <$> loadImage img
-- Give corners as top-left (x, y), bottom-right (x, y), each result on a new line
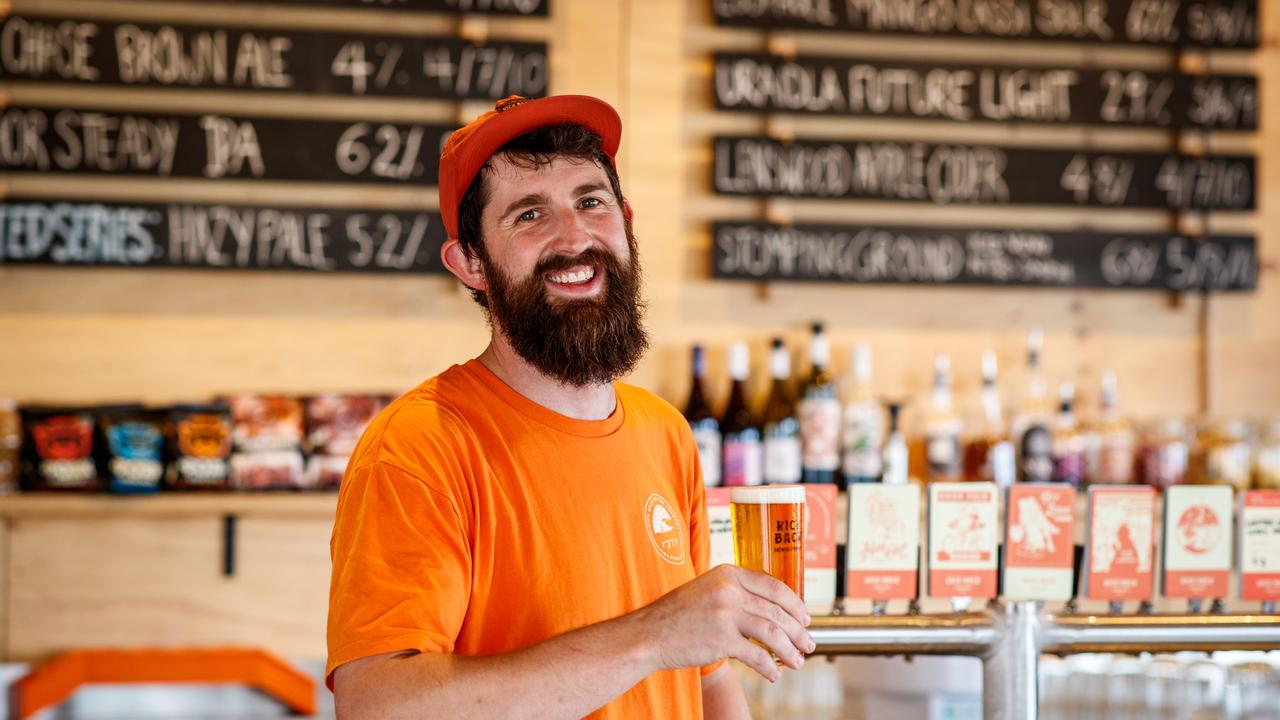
top-left (730, 486), bottom-right (806, 505)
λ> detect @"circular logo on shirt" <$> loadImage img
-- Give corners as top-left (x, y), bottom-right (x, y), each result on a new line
top-left (645, 493), bottom-right (687, 565)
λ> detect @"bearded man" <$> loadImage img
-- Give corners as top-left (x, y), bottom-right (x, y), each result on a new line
top-left (326, 95), bottom-right (813, 719)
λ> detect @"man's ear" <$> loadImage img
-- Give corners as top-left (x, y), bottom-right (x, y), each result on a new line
top-left (622, 199), bottom-right (634, 222)
top-left (441, 238), bottom-right (487, 294)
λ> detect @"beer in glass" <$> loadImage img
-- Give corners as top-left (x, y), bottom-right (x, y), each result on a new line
top-left (731, 485), bottom-right (805, 600)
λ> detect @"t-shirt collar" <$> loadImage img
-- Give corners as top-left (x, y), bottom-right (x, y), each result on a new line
top-left (461, 359), bottom-right (626, 438)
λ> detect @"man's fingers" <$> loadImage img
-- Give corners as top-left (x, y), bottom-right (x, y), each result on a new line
top-left (741, 594), bottom-right (815, 655)
top-left (738, 615), bottom-right (805, 670)
top-left (731, 638), bottom-right (781, 683)
top-left (735, 568), bottom-right (810, 627)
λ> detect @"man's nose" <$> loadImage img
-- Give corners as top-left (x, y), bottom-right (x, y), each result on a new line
top-left (548, 208), bottom-right (595, 256)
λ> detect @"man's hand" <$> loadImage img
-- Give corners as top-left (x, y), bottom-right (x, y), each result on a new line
top-left (630, 564), bottom-right (815, 682)
top-left (333, 565), bottom-right (812, 719)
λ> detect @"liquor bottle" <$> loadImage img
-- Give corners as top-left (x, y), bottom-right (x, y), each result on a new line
top-left (721, 342), bottom-right (763, 487)
top-left (1012, 329), bottom-right (1053, 483)
top-left (0, 398), bottom-right (18, 495)
top-left (882, 401), bottom-right (909, 485)
top-left (684, 344), bottom-right (721, 487)
top-left (762, 338), bottom-right (802, 485)
top-left (1051, 382), bottom-right (1087, 488)
top-left (1087, 371), bottom-right (1136, 485)
top-left (841, 343), bottom-right (883, 486)
top-left (963, 351), bottom-right (1016, 487)
top-left (923, 353), bottom-right (964, 483)
top-left (798, 323), bottom-right (841, 486)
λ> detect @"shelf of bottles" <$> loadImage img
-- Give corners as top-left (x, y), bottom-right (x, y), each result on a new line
top-left (686, 324), bottom-right (1280, 718)
top-left (684, 324), bottom-right (1280, 494)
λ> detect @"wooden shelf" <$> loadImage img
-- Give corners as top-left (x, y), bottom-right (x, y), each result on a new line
top-left (0, 493), bottom-right (338, 520)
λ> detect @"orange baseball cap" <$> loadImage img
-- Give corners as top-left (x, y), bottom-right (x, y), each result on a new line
top-left (437, 94), bottom-right (623, 240)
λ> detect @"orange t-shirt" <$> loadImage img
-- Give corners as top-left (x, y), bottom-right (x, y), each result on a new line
top-left (326, 360), bottom-right (722, 717)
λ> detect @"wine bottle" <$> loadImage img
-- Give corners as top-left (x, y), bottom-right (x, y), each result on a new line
top-left (964, 350), bottom-right (1016, 487)
top-left (1051, 382), bottom-right (1087, 488)
top-left (882, 401), bottom-right (909, 485)
top-left (1012, 329), bottom-right (1053, 483)
top-left (923, 353), bottom-right (964, 483)
top-left (684, 344), bottom-right (721, 487)
top-left (761, 338), bottom-right (802, 485)
top-left (842, 343), bottom-right (882, 486)
top-left (799, 323), bottom-right (841, 485)
top-left (1087, 371), bottom-right (1136, 485)
top-left (721, 342), bottom-right (763, 487)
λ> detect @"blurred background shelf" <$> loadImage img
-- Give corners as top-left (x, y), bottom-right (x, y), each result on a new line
top-left (0, 493), bottom-right (339, 520)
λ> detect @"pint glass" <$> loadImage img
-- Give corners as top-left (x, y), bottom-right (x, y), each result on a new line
top-left (731, 485), bottom-right (805, 601)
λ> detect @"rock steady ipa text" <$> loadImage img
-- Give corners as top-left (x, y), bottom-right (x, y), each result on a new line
top-left (731, 485), bottom-right (806, 601)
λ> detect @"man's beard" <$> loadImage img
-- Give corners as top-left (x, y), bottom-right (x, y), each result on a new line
top-left (482, 231), bottom-right (649, 388)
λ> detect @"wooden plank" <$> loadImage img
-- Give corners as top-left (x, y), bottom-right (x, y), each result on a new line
top-left (0, 493), bottom-right (337, 519)
top-left (7, 515), bottom-right (332, 661)
top-left (9, 0), bottom-right (550, 36)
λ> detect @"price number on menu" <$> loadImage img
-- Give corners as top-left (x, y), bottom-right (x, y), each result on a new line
top-left (1060, 154), bottom-right (1135, 205)
top-left (1155, 156), bottom-right (1252, 209)
top-left (1099, 70), bottom-right (1175, 125)
top-left (335, 123), bottom-right (428, 181)
top-left (1188, 77), bottom-right (1258, 129)
top-left (331, 41), bottom-right (407, 95)
top-left (422, 45), bottom-right (547, 97)
top-left (331, 41), bottom-right (546, 98)
top-left (346, 212), bottom-right (431, 270)
top-left (1125, 0), bottom-right (1180, 43)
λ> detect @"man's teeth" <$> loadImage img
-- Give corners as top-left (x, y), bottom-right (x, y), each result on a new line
top-left (547, 267), bottom-right (596, 284)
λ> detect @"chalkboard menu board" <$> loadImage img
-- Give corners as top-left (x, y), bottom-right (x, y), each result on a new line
top-left (713, 222), bottom-right (1256, 292)
top-left (714, 53), bottom-right (1257, 131)
top-left (0, 0), bottom-right (548, 278)
top-left (0, 16), bottom-right (548, 100)
top-left (712, 0), bottom-right (1257, 48)
top-left (713, 136), bottom-right (1254, 210)
top-left (0, 106), bottom-right (454, 184)
top-left (221, 0), bottom-right (547, 14)
top-left (0, 199), bottom-right (446, 274)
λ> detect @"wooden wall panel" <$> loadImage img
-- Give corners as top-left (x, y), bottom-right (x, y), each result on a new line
top-left (1211, 6), bottom-right (1280, 417)
top-left (655, 0), bottom-right (1275, 425)
top-left (0, 0), bottom-right (1275, 419)
top-left (6, 515), bottom-right (332, 660)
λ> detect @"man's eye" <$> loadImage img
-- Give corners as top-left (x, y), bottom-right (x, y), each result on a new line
top-left (580, 197), bottom-right (602, 209)
top-left (518, 209), bottom-right (540, 222)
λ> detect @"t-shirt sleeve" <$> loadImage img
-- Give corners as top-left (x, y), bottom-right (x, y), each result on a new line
top-left (682, 429), bottom-right (727, 678)
top-left (325, 459), bottom-right (471, 690)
